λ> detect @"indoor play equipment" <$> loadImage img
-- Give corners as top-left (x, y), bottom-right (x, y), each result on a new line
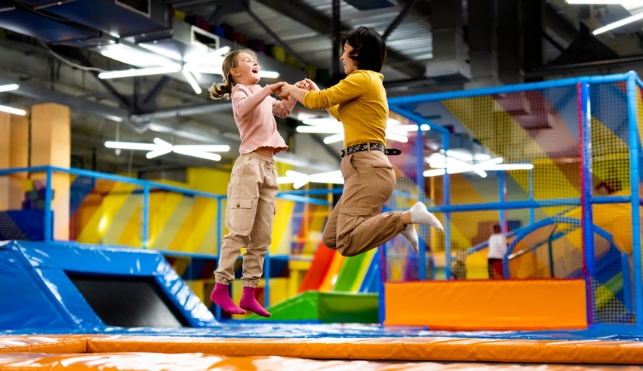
top-left (3, 72), bottom-right (643, 368)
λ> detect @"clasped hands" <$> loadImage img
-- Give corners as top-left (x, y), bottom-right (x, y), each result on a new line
top-left (269, 78), bottom-right (320, 100)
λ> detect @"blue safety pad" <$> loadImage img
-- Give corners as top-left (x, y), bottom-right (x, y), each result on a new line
top-left (2, 323), bottom-right (643, 341)
top-left (0, 241), bottom-right (218, 331)
top-left (0, 250), bottom-right (70, 330)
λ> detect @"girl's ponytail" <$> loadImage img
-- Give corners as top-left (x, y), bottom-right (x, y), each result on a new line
top-left (209, 80), bottom-right (232, 99)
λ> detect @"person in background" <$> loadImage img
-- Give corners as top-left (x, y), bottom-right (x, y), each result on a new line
top-left (487, 224), bottom-right (507, 279)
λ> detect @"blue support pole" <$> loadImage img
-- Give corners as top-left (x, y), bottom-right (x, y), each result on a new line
top-left (498, 171), bottom-right (506, 232)
top-left (264, 247), bottom-right (271, 310)
top-left (443, 132), bottom-right (451, 280)
top-left (626, 73), bottom-right (643, 324)
top-left (579, 81), bottom-right (596, 324)
top-left (622, 253), bottom-right (633, 313)
top-left (378, 245), bottom-right (387, 323)
top-left (142, 184), bottom-right (150, 249)
top-left (416, 125), bottom-right (427, 280)
top-left (529, 169), bottom-right (535, 225)
top-left (44, 166), bottom-right (53, 243)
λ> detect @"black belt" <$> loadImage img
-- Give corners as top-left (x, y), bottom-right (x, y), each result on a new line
top-left (340, 143), bottom-right (402, 159)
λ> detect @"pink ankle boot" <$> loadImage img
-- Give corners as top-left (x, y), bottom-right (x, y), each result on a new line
top-left (210, 283), bottom-right (245, 315)
top-left (239, 287), bottom-right (271, 317)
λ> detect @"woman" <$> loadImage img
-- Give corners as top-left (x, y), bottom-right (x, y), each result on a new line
top-left (279, 26), bottom-right (443, 257)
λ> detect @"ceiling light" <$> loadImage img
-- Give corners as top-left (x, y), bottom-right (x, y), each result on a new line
top-left (278, 170), bottom-right (343, 189)
top-left (99, 65), bottom-right (181, 79)
top-left (566, 0), bottom-right (643, 5)
top-left (424, 151), bottom-right (533, 177)
top-left (105, 138), bottom-right (228, 161)
top-left (323, 134), bottom-right (344, 144)
top-left (146, 138), bottom-right (173, 159)
top-left (0, 84), bottom-right (19, 92)
top-left (182, 68), bottom-right (202, 94)
top-left (592, 9), bottom-right (643, 35)
top-left (259, 70), bottom-right (280, 78)
top-left (173, 147), bottom-right (221, 161)
top-left (173, 144), bottom-right (230, 152)
top-left (98, 44), bottom-right (177, 68)
top-left (0, 105), bottom-right (26, 116)
top-left (105, 141), bottom-right (158, 151)
top-left (384, 132), bottom-right (409, 143)
top-left (423, 169), bottom-right (446, 177)
top-left (302, 117), bottom-right (338, 126)
top-left (485, 164), bottom-right (534, 171)
top-left (296, 126), bottom-right (343, 134)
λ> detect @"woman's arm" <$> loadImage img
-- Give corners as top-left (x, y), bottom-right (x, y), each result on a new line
top-left (280, 72), bottom-right (367, 110)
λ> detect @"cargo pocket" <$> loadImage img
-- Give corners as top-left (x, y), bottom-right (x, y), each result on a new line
top-left (227, 197), bottom-right (255, 235)
top-left (372, 162), bottom-right (394, 170)
top-left (337, 206), bottom-right (371, 236)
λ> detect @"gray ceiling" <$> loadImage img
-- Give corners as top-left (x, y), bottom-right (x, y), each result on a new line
top-left (1, 0), bottom-right (643, 177)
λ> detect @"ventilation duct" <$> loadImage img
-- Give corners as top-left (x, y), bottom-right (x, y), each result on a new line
top-left (344, 0), bottom-right (397, 11)
top-left (18, 0), bottom-right (170, 39)
top-left (424, 0), bottom-right (470, 83)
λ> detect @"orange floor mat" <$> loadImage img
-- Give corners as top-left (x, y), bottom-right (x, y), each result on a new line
top-left (2, 335), bottom-right (643, 365)
top-left (0, 352), bottom-right (641, 371)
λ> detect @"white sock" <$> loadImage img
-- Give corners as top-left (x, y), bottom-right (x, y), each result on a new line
top-left (400, 224), bottom-right (419, 253)
top-left (410, 201), bottom-right (444, 231)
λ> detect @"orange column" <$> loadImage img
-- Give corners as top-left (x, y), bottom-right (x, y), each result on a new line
top-left (31, 103), bottom-right (70, 240)
top-left (0, 112), bottom-right (9, 210)
top-left (9, 112), bottom-right (29, 210)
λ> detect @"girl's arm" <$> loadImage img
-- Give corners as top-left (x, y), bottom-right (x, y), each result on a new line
top-left (232, 82), bottom-right (285, 118)
top-left (271, 80), bottom-right (307, 118)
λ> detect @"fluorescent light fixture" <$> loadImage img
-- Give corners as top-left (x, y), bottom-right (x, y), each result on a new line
top-left (106, 138), bottom-right (225, 161)
top-left (387, 124), bottom-right (430, 134)
top-left (185, 66), bottom-right (223, 75)
top-left (173, 144), bottom-right (230, 152)
top-left (296, 126), bottom-right (343, 134)
top-left (323, 134), bottom-right (344, 144)
top-left (259, 70), bottom-right (280, 79)
top-left (173, 148), bottom-right (221, 161)
top-left (105, 115), bottom-right (123, 122)
top-left (99, 65), bottom-right (181, 79)
top-left (384, 132), bottom-right (409, 143)
top-left (485, 164), bottom-right (534, 171)
top-left (423, 151), bottom-right (533, 177)
top-left (146, 138), bottom-right (173, 159)
top-left (0, 84), bottom-right (19, 92)
top-left (593, 9), bottom-right (643, 35)
top-left (0, 105), bottom-right (26, 116)
top-left (566, 0), bottom-right (643, 4)
top-left (423, 169), bottom-right (446, 177)
top-left (303, 118), bottom-right (338, 126)
top-left (278, 170), bottom-right (343, 189)
top-left (182, 68), bottom-right (202, 94)
top-left (98, 44), bottom-right (177, 67)
top-left (105, 141), bottom-right (158, 151)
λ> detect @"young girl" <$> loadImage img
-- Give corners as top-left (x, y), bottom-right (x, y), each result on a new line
top-left (209, 49), bottom-right (307, 317)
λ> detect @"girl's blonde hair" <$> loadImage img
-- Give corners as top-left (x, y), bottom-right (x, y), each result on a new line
top-left (209, 49), bottom-right (258, 100)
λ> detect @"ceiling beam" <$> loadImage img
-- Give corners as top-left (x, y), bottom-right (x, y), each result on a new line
top-left (255, 0), bottom-right (426, 78)
top-left (383, 0), bottom-right (421, 41)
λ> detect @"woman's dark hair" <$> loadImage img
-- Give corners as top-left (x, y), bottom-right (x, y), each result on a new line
top-left (492, 224), bottom-right (501, 234)
top-left (337, 26), bottom-right (387, 72)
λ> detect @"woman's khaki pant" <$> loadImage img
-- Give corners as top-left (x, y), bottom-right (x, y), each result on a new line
top-left (323, 150), bottom-right (406, 256)
top-left (215, 152), bottom-right (278, 288)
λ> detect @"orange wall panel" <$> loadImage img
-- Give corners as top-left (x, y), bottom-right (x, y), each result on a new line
top-left (385, 280), bottom-right (587, 330)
